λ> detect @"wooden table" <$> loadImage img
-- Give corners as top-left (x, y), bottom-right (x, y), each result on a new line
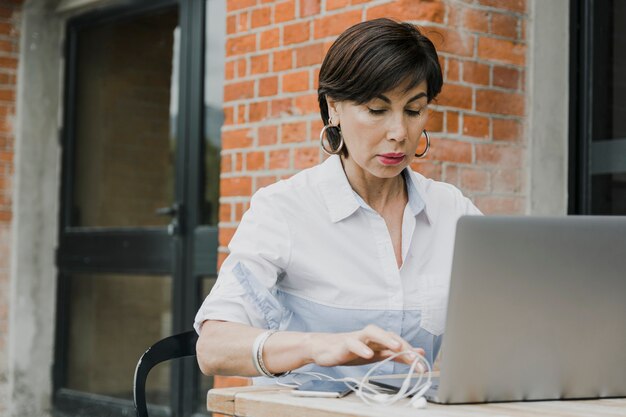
top-left (208, 385), bottom-right (626, 417)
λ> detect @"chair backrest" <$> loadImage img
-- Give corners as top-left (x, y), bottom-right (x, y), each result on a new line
top-left (134, 330), bottom-right (199, 417)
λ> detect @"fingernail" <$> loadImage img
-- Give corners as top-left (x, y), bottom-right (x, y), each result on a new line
top-left (389, 339), bottom-right (401, 348)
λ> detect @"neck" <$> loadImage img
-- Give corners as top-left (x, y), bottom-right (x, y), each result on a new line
top-left (340, 157), bottom-right (407, 213)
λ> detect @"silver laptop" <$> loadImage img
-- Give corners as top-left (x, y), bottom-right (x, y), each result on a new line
top-left (374, 215), bottom-right (626, 404)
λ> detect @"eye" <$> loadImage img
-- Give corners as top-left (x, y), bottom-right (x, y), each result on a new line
top-left (367, 107), bottom-right (387, 115)
top-left (405, 109), bottom-right (422, 117)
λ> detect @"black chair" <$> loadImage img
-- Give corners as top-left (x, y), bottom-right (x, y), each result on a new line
top-left (133, 330), bottom-right (199, 417)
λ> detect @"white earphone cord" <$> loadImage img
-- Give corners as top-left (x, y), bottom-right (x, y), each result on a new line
top-left (276, 350), bottom-right (432, 407)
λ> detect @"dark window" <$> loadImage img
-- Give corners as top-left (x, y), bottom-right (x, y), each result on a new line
top-left (570, 0), bottom-right (626, 214)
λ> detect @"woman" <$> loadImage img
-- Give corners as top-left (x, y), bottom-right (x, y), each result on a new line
top-left (195, 18), bottom-right (481, 381)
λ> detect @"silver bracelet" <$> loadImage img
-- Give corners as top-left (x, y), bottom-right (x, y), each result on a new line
top-left (252, 329), bottom-right (288, 378)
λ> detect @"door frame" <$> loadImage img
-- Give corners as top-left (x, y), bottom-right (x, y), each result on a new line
top-left (53, 1), bottom-right (215, 416)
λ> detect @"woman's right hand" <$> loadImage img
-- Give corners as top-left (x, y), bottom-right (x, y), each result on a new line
top-left (307, 324), bottom-right (425, 367)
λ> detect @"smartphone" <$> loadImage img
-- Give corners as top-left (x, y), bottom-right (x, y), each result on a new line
top-left (291, 380), bottom-right (354, 398)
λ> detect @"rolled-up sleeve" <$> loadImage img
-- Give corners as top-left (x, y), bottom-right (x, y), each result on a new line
top-left (194, 187), bottom-right (292, 333)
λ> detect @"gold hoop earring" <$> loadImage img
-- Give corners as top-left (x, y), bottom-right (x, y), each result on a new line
top-left (415, 130), bottom-right (430, 158)
top-left (320, 124), bottom-right (344, 155)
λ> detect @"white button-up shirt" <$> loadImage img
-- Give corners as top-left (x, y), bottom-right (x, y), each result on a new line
top-left (195, 155), bottom-right (481, 379)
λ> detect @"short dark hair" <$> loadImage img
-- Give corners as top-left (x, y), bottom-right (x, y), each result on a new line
top-left (318, 18), bottom-right (443, 154)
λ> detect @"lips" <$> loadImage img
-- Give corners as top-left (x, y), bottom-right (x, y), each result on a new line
top-left (377, 153), bottom-right (406, 165)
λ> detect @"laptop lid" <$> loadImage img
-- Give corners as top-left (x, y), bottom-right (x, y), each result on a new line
top-left (433, 215), bottom-right (626, 404)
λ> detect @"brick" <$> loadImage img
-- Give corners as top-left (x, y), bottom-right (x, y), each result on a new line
top-left (224, 80), bottom-right (254, 102)
top-left (410, 160), bottom-right (442, 181)
top-left (218, 226), bottom-right (236, 247)
top-left (255, 175), bottom-right (279, 191)
top-left (284, 22), bottom-right (310, 45)
top-left (246, 151), bottom-right (266, 171)
top-left (221, 154), bottom-right (233, 173)
top-left (251, 6), bottom-right (272, 29)
top-left (478, 37), bottom-right (526, 66)
top-left (309, 119), bottom-right (324, 142)
top-left (294, 146), bottom-right (319, 169)
top-left (269, 149), bottom-right (291, 169)
top-left (221, 176), bottom-right (252, 197)
top-left (0, 209), bottom-right (12, 222)
top-left (474, 195), bottom-right (524, 215)
top-left (425, 110), bottom-right (444, 132)
top-left (0, 89), bottom-right (14, 102)
top-left (249, 101), bottom-right (268, 122)
top-left (250, 54), bottom-right (270, 75)
top-left (476, 89), bottom-right (524, 116)
top-left (463, 61), bottom-right (490, 86)
top-left (273, 50), bottom-right (293, 71)
top-left (259, 76), bottom-right (278, 97)
top-left (227, 0), bottom-right (256, 12)
top-left (447, 58), bottom-right (460, 82)
top-left (478, 0), bottom-right (526, 14)
top-left (236, 58), bottom-right (247, 78)
top-left (326, 0), bottom-right (350, 10)
top-left (226, 33), bottom-right (256, 56)
top-left (224, 106), bottom-right (235, 125)
top-left (429, 138), bottom-right (472, 163)
top-left (295, 43), bottom-right (324, 68)
top-left (226, 15), bottom-right (237, 34)
top-left (462, 114), bottom-right (490, 139)
top-left (260, 28), bottom-right (280, 50)
top-left (0, 22), bottom-right (14, 37)
top-left (294, 94), bottom-right (319, 115)
top-left (427, 27), bottom-right (474, 57)
top-left (282, 70), bottom-right (309, 93)
top-left (299, 0), bottom-right (320, 17)
top-left (313, 10), bottom-right (361, 39)
top-left (275, 0), bottom-right (296, 23)
top-left (367, 0), bottom-right (445, 23)
top-left (463, 8), bottom-right (489, 33)
top-left (258, 125), bottom-right (278, 146)
top-left (219, 203), bottom-right (232, 223)
top-left (493, 118), bottom-right (522, 141)
top-left (236, 11), bottom-right (250, 33)
top-left (443, 164), bottom-right (459, 186)
top-left (0, 7), bottom-right (15, 19)
top-left (0, 39), bottom-right (15, 53)
top-left (270, 98), bottom-right (294, 117)
top-left (225, 61), bottom-right (235, 80)
top-left (437, 84), bottom-right (472, 110)
top-left (475, 143), bottom-right (523, 168)
top-left (491, 13), bottom-right (518, 39)
top-left (460, 167), bottom-right (489, 192)
top-left (281, 121), bottom-right (307, 143)
top-left (493, 65), bottom-right (519, 90)
top-left (222, 128), bottom-right (253, 149)
top-left (446, 111), bottom-right (459, 133)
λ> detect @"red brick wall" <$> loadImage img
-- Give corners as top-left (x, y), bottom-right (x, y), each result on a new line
top-left (0, 0), bottom-right (21, 409)
top-left (216, 0), bottom-right (527, 385)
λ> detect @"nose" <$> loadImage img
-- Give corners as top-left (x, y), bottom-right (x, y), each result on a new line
top-left (386, 113), bottom-right (408, 142)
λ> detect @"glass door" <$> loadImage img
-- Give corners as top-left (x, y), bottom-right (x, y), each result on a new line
top-left (570, 0), bottom-right (626, 214)
top-left (54, 1), bottom-right (221, 416)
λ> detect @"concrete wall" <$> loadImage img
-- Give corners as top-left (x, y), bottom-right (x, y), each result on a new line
top-left (527, 0), bottom-right (569, 215)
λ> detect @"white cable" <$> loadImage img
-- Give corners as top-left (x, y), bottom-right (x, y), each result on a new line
top-left (276, 350), bottom-right (432, 407)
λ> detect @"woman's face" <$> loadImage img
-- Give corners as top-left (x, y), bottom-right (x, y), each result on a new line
top-left (328, 80), bottom-right (429, 181)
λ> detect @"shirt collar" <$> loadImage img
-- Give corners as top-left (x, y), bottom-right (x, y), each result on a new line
top-left (317, 155), bottom-right (430, 223)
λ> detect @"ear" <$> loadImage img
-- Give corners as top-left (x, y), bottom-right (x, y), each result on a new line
top-left (325, 96), bottom-right (341, 125)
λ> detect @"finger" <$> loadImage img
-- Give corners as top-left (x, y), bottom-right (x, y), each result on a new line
top-left (346, 338), bottom-right (374, 359)
top-left (361, 327), bottom-right (403, 352)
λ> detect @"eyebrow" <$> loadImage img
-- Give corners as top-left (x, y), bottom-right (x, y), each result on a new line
top-left (375, 92), bottom-right (427, 104)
